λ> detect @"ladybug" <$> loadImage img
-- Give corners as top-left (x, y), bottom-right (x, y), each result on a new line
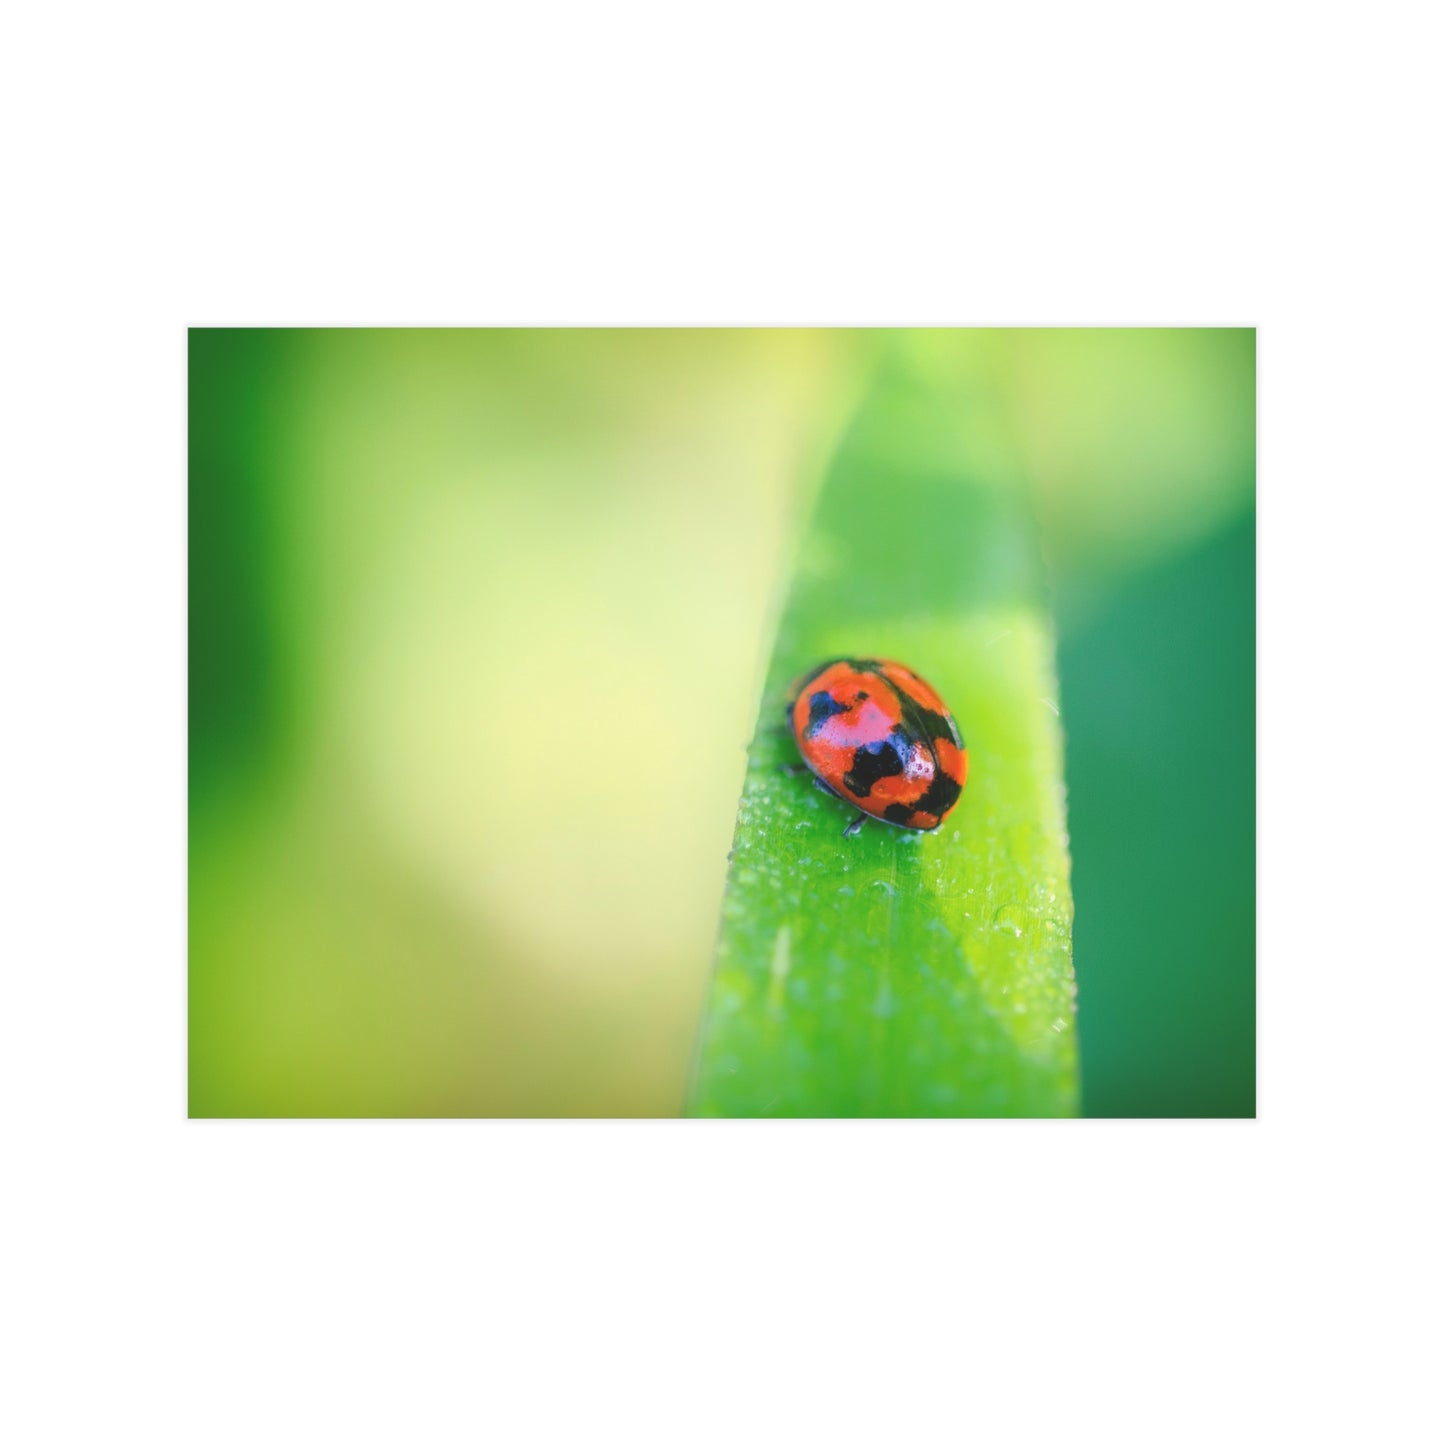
top-left (785, 657), bottom-right (967, 837)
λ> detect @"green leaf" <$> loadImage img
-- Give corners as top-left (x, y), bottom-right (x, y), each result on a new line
top-left (689, 343), bottom-right (1079, 1117)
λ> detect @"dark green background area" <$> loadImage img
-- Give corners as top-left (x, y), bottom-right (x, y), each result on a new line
top-left (1061, 512), bottom-right (1256, 1116)
top-left (190, 328), bottom-right (291, 802)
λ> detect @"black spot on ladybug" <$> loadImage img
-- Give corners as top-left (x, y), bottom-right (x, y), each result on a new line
top-left (902, 700), bottom-right (962, 750)
top-left (843, 732), bottom-right (907, 797)
top-left (883, 803), bottom-right (914, 825)
top-left (915, 768), bottom-right (963, 818)
top-left (805, 688), bottom-right (851, 736)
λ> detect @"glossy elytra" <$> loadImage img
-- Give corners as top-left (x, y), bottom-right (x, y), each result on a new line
top-left (785, 657), bottom-right (968, 838)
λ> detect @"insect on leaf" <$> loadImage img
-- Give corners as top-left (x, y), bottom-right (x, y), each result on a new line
top-left (689, 341), bottom-right (1078, 1117)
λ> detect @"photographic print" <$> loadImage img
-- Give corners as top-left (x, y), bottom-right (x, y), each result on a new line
top-left (189, 328), bottom-right (1255, 1117)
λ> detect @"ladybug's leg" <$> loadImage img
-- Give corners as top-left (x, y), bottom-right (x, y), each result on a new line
top-left (843, 812), bottom-right (867, 839)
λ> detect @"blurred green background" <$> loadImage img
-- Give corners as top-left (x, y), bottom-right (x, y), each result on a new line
top-left (189, 328), bottom-right (1254, 1117)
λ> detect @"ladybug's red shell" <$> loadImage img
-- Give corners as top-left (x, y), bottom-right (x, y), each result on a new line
top-left (787, 658), bottom-right (967, 831)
